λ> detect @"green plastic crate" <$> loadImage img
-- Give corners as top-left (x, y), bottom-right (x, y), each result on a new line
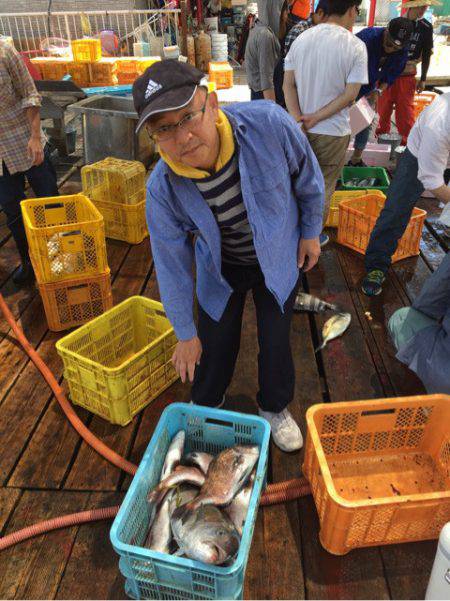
top-left (341, 166), bottom-right (390, 193)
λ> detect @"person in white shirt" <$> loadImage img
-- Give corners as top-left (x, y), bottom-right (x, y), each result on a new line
top-left (283, 0), bottom-right (368, 246)
top-left (362, 92), bottom-right (450, 296)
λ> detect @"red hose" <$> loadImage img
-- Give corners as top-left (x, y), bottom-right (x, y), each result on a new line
top-left (0, 293), bottom-right (137, 477)
top-left (0, 292), bottom-right (311, 551)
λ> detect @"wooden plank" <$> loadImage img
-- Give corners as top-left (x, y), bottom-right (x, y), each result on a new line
top-left (420, 226), bottom-right (446, 272)
top-left (0, 488), bottom-right (22, 531)
top-left (379, 541), bottom-right (437, 600)
top-left (0, 490), bottom-right (90, 600)
top-left (55, 492), bottom-right (125, 600)
top-left (336, 245), bottom-right (426, 397)
top-left (299, 495), bottom-right (390, 600)
top-left (306, 244), bottom-right (386, 401)
top-left (5, 242), bottom-right (130, 489)
top-left (0, 237), bottom-right (20, 283)
top-left (63, 242), bottom-right (153, 491)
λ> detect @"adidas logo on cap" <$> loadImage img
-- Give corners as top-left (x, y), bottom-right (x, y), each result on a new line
top-left (145, 79), bottom-right (163, 100)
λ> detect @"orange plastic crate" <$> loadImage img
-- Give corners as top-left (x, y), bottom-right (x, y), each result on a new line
top-left (67, 62), bottom-right (90, 87)
top-left (413, 92), bottom-right (438, 120)
top-left (71, 38), bottom-right (102, 63)
top-left (116, 58), bottom-right (139, 84)
top-left (337, 194), bottom-right (426, 262)
top-left (39, 270), bottom-right (113, 331)
top-left (208, 61), bottom-right (233, 89)
top-left (89, 58), bottom-right (118, 86)
top-left (30, 57), bottom-right (69, 80)
top-left (303, 395), bottom-right (450, 555)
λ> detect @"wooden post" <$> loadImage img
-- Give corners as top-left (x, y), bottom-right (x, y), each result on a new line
top-left (180, 0), bottom-right (188, 57)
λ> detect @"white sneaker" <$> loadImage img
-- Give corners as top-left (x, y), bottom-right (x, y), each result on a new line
top-left (258, 408), bottom-right (303, 452)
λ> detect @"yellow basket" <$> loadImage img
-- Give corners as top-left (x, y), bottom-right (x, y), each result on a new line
top-left (39, 270), bottom-right (113, 332)
top-left (325, 189), bottom-right (385, 228)
top-left (81, 157), bottom-right (146, 206)
top-left (303, 395), bottom-right (450, 555)
top-left (56, 296), bottom-right (179, 426)
top-left (21, 194), bottom-right (108, 285)
top-left (136, 56), bottom-right (161, 74)
top-left (30, 57), bottom-right (70, 80)
top-left (71, 38), bottom-right (102, 63)
top-left (67, 62), bottom-right (90, 87)
top-left (89, 58), bottom-right (118, 86)
top-left (92, 198), bottom-right (148, 244)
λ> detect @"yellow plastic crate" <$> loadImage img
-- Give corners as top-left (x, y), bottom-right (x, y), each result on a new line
top-left (39, 270), bottom-right (113, 332)
top-left (116, 57), bottom-right (139, 84)
top-left (303, 395), bottom-right (450, 555)
top-left (21, 194), bottom-right (108, 285)
top-left (56, 296), bottom-right (179, 425)
top-left (71, 38), bottom-right (102, 62)
top-left (93, 198), bottom-right (148, 244)
top-left (136, 56), bottom-right (161, 74)
top-left (325, 189), bottom-right (386, 228)
top-left (81, 157), bottom-right (146, 206)
top-left (30, 57), bottom-right (70, 80)
top-left (89, 58), bottom-right (118, 86)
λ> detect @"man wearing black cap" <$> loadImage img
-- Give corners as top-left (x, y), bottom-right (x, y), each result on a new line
top-left (133, 60), bottom-right (325, 452)
top-left (348, 17), bottom-right (413, 166)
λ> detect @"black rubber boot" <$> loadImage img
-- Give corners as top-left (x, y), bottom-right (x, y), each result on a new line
top-left (12, 251), bottom-right (35, 286)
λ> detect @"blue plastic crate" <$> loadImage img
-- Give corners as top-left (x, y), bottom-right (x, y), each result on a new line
top-left (110, 402), bottom-right (270, 600)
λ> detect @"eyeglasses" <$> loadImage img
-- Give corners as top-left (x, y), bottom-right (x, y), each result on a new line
top-left (147, 92), bottom-right (209, 142)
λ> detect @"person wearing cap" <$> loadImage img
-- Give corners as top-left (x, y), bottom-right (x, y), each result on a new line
top-left (273, 0), bottom-right (329, 108)
top-left (283, 0), bottom-right (368, 246)
top-left (132, 61), bottom-right (324, 452)
top-left (244, 0), bottom-right (289, 101)
top-left (376, 1), bottom-right (437, 146)
top-left (362, 92), bottom-right (450, 297)
top-left (348, 17), bottom-right (413, 167)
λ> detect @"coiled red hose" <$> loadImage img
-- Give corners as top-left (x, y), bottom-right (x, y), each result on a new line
top-left (0, 293), bottom-right (311, 551)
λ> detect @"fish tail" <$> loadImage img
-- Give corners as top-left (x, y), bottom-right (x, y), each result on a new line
top-left (315, 340), bottom-right (327, 353)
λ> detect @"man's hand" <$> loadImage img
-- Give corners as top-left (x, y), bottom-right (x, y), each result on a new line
top-left (297, 237), bottom-right (321, 272)
top-left (367, 90), bottom-right (379, 108)
top-left (416, 80), bottom-right (426, 94)
top-left (27, 137), bottom-right (44, 166)
top-left (172, 336), bottom-right (202, 383)
top-left (298, 113), bottom-right (320, 131)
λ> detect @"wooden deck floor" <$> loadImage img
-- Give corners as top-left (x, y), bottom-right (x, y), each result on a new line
top-left (0, 173), bottom-right (448, 600)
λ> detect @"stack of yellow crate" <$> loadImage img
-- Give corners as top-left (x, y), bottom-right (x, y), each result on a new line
top-left (81, 158), bottom-right (149, 244)
top-left (20, 194), bottom-right (112, 331)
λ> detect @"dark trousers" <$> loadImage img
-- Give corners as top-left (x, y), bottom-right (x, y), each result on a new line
top-left (191, 262), bottom-right (301, 412)
top-left (250, 89), bottom-right (265, 101)
top-left (0, 147), bottom-right (58, 259)
top-left (364, 147), bottom-right (424, 274)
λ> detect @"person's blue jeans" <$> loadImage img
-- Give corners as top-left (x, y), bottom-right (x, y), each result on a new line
top-left (354, 123), bottom-right (372, 151)
top-left (364, 147), bottom-right (424, 273)
top-left (0, 145), bottom-right (58, 259)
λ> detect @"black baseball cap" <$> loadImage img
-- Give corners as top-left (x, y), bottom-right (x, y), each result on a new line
top-left (387, 17), bottom-right (414, 48)
top-left (314, 0), bottom-right (329, 13)
top-left (133, 60), bottom-right (208, 133)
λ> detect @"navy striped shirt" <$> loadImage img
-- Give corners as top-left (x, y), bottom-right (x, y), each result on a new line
top-left (195, 154), bottom-right (257, 265)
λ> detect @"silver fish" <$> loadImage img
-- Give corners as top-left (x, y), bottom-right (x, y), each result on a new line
top-left (185, 445), bottom-right (259, 512)
top-left (183, 451), bottom-right (214, 474)
top-left (225, 470), bottom-right (255, 535)
top-left (294, 292), bottom-right (339, 313)
top-left (160, 430), bottom-right (185, 480)
top-left (171, 504), bottom-right (240, 565)
top-left (315, 312), bottom-right (351, 352)
top-left (147, 466), bottom-right (205, 525)
top-left (144, 490), bottom-right (173, 553)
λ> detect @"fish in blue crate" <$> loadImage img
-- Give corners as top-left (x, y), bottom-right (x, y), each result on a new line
top-left (144, 430), bottom-right (259, 566)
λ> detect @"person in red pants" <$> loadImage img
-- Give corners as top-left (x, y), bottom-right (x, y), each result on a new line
top-left (376, 0), bottom-right (435, 145)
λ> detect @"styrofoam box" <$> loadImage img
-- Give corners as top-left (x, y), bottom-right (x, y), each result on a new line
top-left (345, 142), bottom-right (391, 168)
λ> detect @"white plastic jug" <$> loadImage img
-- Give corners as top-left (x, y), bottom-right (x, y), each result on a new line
top-left (426, 522), bottom-right (450, 600)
